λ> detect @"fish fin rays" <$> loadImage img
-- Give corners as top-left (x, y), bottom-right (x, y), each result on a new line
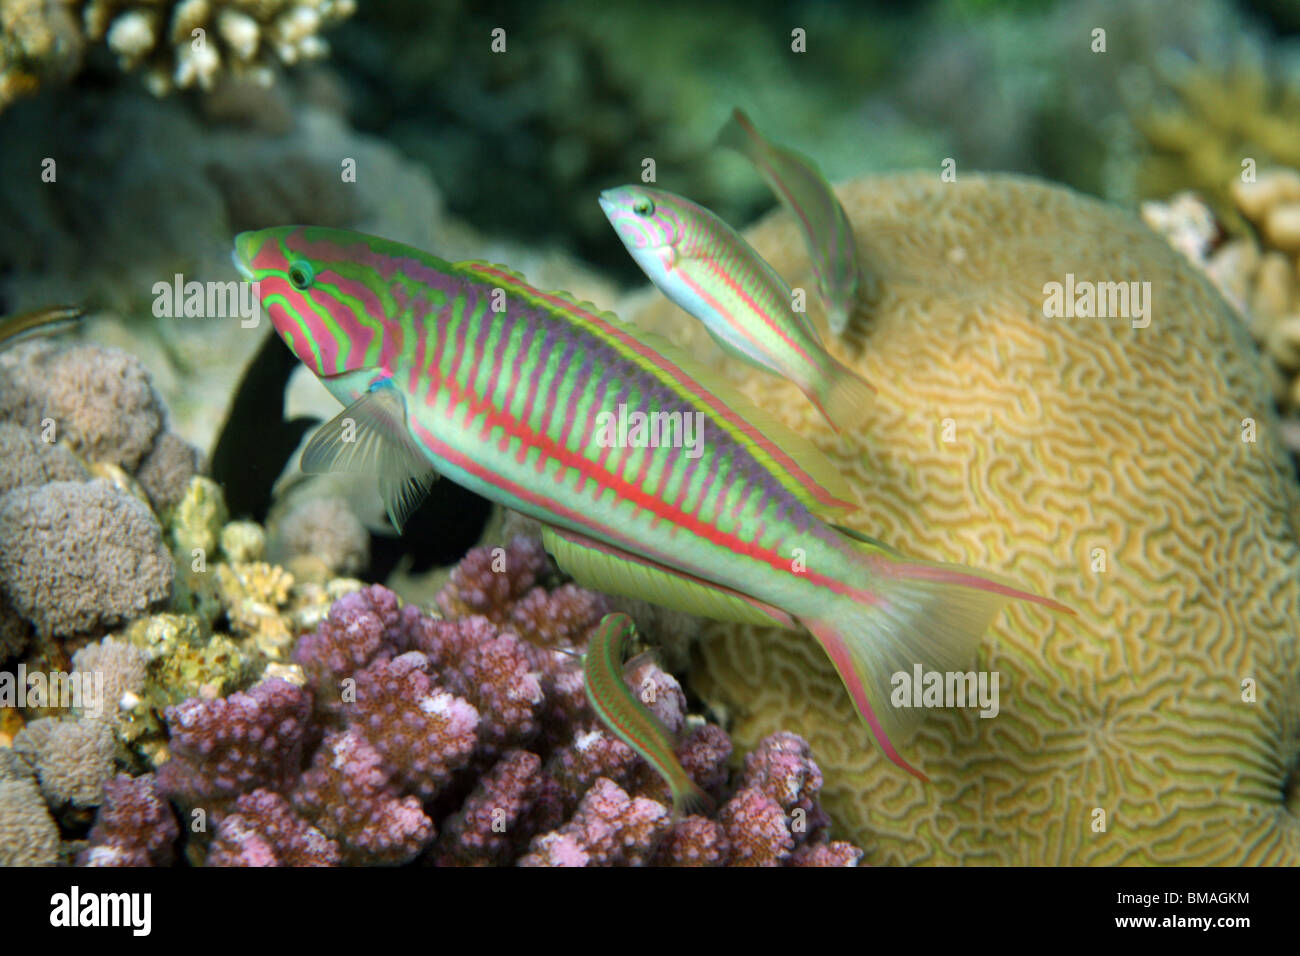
top-left (300, 382), bottom-right (439, 533)
top-left (803, 579), bottom-right (1012, 784)
top-left (811, 360), bottom-right (876, 434)
top-left (540, 525), bottom-right (795, 628)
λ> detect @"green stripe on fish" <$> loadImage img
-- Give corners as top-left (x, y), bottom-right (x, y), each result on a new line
top-left (234, 224), bottom-right (1074, 783)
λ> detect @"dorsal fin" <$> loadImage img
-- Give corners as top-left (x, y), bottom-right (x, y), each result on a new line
top-left (454, 259), bottom-right (859, 516)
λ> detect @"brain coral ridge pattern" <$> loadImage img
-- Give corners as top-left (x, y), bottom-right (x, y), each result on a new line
top-left (624, 172), bottom-right (1300, 866)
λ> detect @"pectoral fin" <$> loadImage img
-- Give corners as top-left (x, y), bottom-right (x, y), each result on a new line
top-left (300, 381), bottom-right (439, 533)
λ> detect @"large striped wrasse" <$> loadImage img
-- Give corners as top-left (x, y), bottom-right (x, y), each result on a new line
top-left (716, 107), bottom-right (862, 337)
top-left (232, 225), bottom-right (1073, 781)
top-left (0, 305), bottom-right (84, 351)
top-left (598, 184), bottom-right (873, 434)
top-left (583, 612), bottom-right (712, 814)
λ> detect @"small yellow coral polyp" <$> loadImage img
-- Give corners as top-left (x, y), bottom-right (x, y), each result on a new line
top-left (626, 172), bottom-right (1300, 865)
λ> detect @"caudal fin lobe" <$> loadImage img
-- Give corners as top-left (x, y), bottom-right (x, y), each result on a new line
top-left (803, 555), bottom-right (1067, 781)
top-left (808, 359), bottom-right (876, 434)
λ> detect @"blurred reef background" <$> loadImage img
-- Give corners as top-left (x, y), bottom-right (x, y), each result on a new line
top-left (1, 0), bottom-right (1300, 866)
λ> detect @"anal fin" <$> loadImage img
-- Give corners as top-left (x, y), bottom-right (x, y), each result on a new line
top-left (540, 525), bottom-right (794, 629)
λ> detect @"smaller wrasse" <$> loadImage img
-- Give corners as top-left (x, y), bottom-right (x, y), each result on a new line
top-left (0, 305), bottom-right (84, 351)
top-left (583, 612), bottom-right (713, 815)
top-left (717, 108), bottom-right (862, 337)
top-left (599, 185), bottom-right (874, 433)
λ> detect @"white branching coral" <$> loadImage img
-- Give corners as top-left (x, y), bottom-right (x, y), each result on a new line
top-left (0, 0), bottom-right (356, 110)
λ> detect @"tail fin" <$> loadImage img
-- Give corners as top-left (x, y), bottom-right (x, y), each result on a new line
top-left (808, 359), bottom-right (876, 434)
top-left (803, 553), bottom-right (1072, 782)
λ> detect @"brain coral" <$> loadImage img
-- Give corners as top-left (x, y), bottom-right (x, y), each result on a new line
top-left (623, 172), bottom-right (1300, 865)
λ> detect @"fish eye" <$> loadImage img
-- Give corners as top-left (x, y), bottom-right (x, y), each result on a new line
top-left (632, 197), bottom-right (655, 217)
top-left (288, 260), bottom-right (314, 290)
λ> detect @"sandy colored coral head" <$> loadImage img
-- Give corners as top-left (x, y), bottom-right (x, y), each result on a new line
top-left (622, 171), bottom-right (1300, 866)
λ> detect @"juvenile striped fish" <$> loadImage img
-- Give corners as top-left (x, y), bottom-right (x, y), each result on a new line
top-left (583, 612), bottom-right (712, 814)
top-left (598, 185), bottom-right (873, 434)
top-left (717, 108), bottom-right (861, 336)
top-left (233, 225), bottom-right (1072, 781)
top-left (0, 305), bottom-right (83, 351)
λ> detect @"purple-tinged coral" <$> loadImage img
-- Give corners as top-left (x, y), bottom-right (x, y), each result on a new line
top-left (788, 840), bottom-right (864, 867)
top-left (0, 479), bottom-right (173, 637)
top-left (454, 628), bottom-right (544, 753)
top-left (292, 584), bottom-right (405, 710)
top-left (77, 773), bottom-right (178, 867)
top-left (517, 831), bottom-right (589, 867)
top-left (435, 749), bottom-right (544, 866)
top-left (436, 536), bottom-right (549, 618)
top-left (624, 655), bottom-right (687, 735)
top-left (292, 728), bottom-right (433, 865)
top-left (507, 583), bottom-right (610, 648)
top-left (13, 717), bottom-right (116, 806)
top-left (741, 731), bottom-right (824, 815)
top-left (655, 815), bottom-right (730, 867)
top-left (157, 677), bottom-right (312, 802)
top-left (547, 727), bottom-right (640, 807)
top-left (676, 724), bottom-right (733, 795)
top-left (146, 552), bottom-right (863, 867)
top-left (718, 787), bottom-right (795, 867)
top-left (521, 777), bottom-right (670, 867)
top-left (207, 789), bottom-right (339, 867)
top-left (350, 651), bottom-right (478, 798)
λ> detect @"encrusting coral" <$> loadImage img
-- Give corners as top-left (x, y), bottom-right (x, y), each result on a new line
top-left (0, 753), bottom-right (59, 866)
top-left (0, 0), bottom-right (357, 112)
top-left (624, 171), bottom-right (1300, 865)
top-left (12, 716), bottom-right (116, 807)
top-left (0, 340), bottom-right (201, 512)
top-left (0, 480), bottom-right (174, 638)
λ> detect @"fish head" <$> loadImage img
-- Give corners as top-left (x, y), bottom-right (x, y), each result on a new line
top-left (598, 186), bottom-right (684, 272)
top-left (233, 226), bottom-right (402, 382)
